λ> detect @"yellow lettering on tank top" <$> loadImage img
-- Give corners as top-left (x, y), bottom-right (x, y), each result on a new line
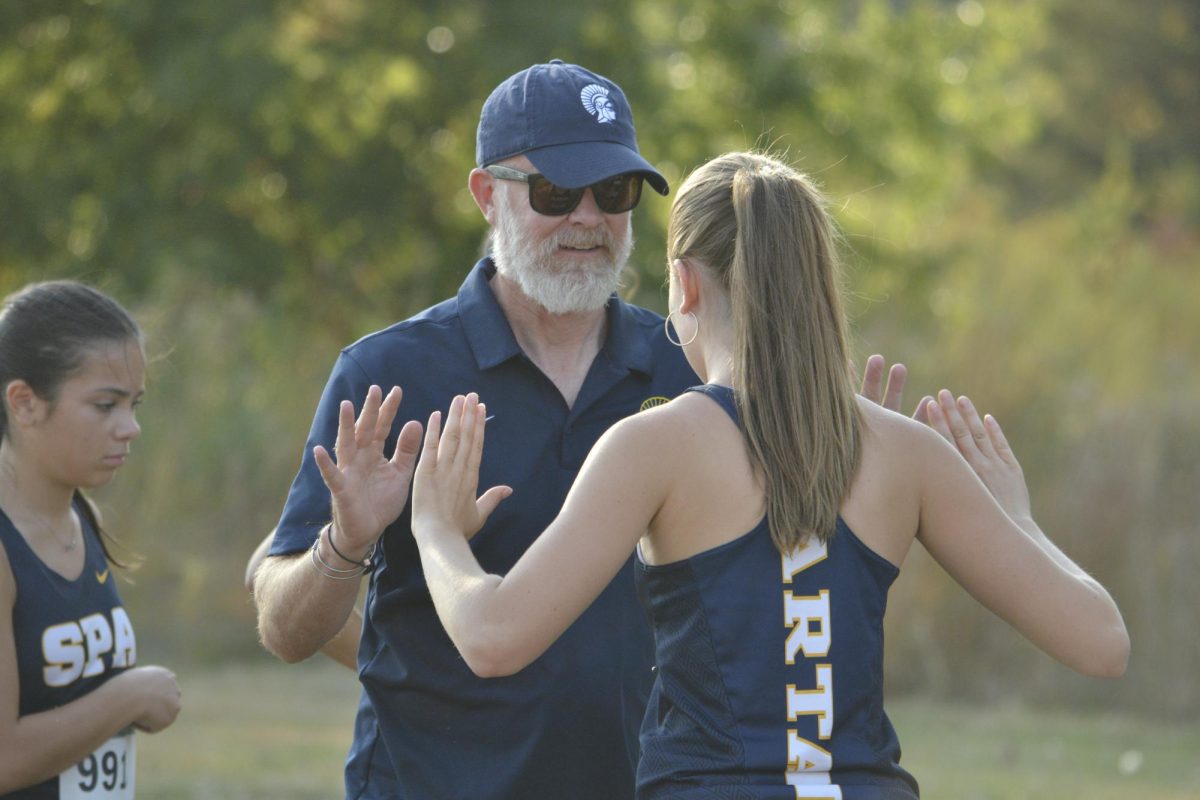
top-left (782, 541), bottom-right (841, 799)
top-left (42, 607), bottom-right (135, 687)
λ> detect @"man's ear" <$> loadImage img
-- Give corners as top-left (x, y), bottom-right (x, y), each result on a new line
top-left (469, 168), bottom-right (498, 225)
top-left (3, 380), bottom-right (44, 428)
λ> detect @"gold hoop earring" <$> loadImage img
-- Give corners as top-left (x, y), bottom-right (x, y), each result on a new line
top-left (664, 310), bottom-right (699, 347)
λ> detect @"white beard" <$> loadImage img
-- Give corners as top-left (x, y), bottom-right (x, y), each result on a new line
top-left (491, 201), bottom-right (633, 315)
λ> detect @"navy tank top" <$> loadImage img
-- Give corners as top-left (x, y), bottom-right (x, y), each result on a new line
top-left (0, 499), bottom-right (136, 799)
top-left (634, 384), bottom-right (918, 799)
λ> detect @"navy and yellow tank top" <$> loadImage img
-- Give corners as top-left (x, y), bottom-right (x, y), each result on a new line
top-left (635, 384), bottom-right (918, 799)
top-left (0, 499), bottom-right (136, 799)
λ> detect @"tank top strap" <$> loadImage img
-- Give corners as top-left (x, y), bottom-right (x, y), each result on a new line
top-left (684, 383), bottom-right (739, 425)
top-left (0, 496), bottom-right (107, 579)
top-left (0, 507), bottom-right (26, 564)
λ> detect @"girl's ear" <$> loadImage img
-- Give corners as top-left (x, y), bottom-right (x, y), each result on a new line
top-left (673, 258), bottom-right (702, 316)
top-left (4, 380), bottom-right (44, 428)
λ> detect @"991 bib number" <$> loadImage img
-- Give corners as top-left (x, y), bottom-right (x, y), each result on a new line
top-left (60, 731), bottom-right (135, 799)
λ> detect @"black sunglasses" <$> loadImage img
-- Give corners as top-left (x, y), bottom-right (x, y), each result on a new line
top-left (485, 164), bottom-right (644, 216)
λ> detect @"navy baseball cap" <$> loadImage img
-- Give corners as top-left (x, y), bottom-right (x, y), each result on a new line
top-left (476, 60), bottom-right (669, 196)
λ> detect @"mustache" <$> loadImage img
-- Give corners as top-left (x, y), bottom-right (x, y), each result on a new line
top-left (545, 227), bottom-right (616, 252)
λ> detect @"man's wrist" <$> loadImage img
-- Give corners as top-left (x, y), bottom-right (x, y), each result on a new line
top-left (309, 524), bottom-right (376, 581)
top-left (326, 523), bottom-right (375, 567)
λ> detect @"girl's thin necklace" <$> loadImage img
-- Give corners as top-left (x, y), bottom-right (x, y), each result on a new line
top-left (0, 480), bottom-right (81, 552)
top-left (7, 507), bottom-right (80, 552)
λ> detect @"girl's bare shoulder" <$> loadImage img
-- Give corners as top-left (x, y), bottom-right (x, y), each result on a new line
top-left (857, 396), bottom-right (951, 460)
top-left (608, 390), bottom-right (728, 443)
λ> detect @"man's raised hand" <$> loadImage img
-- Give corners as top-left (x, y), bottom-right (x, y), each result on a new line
top-left (313, 385), bottom-right (423, 554)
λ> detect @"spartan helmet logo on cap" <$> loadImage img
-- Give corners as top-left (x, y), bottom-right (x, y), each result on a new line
top-left (580, 84), bottom-right (617, 124)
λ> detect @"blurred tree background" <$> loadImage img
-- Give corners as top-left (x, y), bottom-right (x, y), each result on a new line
top-left (1, 0), bottom-right (1195, 719)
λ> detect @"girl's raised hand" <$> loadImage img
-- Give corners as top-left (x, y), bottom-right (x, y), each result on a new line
top-left (924, 390), bottom-right (1032, 521)
top-left (411, 394), bottom-right (510, 541)
top-left (313, 385), bottom-right (423, 553)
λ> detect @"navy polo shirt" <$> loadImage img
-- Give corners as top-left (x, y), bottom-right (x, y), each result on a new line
top-left (271, 258), bottom-right (698, 800)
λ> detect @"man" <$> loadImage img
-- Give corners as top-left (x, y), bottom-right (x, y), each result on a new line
top-left (253, 60), bottom-right (915, 798)
top-left (254, 60), bottom-right (699, 799)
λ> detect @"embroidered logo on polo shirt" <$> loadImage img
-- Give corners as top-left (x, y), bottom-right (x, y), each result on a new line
top-left (96, 568), bottom-right (110, 584)
top-left (640, 396), bottom-right (670, 412)
top-left (580, 84), bottom-right (616, 124)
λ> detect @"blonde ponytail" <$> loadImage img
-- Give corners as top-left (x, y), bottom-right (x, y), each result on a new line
top-left (668, 153), bottom-right (861, 551)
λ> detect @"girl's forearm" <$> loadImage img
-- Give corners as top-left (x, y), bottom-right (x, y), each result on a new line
top-left (1009, 516), bottom-right (1130, 677)
top-left (0, 675), bottom-right (139, 794)
top-left (412, 527), bottom-right (511, 676)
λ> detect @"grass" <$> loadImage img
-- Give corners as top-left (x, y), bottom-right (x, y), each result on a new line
top-left (137, 655), bottom-right (360, 799)
top-left (889, 698), bottom-right (1200, 800)
top-left (136, 658), bottom-right (1199, 799)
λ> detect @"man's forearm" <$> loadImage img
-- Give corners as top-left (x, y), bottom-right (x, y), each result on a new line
top-left (318, 606), bottom-right (364, 670)
top-left (254, 536), bottom-right (364, 663)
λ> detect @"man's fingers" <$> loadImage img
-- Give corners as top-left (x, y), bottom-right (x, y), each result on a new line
top-left (882, 363), bottom-right (907, 413)
top-left (313, 445), bottom-right (343, 492)
top-left (858, 355), bottom-right (908, 412)
top-left (375, 386), bottom-right (403, 444)
top-left (355, 385), bottom-right (383, 449)
top-left (333, 400), bottom-right (356, 462)
top-left (392, 419), bottom-right (424, 471)
top-left (859, 354), bottom-right (885, 403)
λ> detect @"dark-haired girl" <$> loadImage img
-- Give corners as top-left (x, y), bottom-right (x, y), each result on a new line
top-left (324, 152), bottom-right (1128, 798)
top-left (0, 281), bottom-right (181, 799)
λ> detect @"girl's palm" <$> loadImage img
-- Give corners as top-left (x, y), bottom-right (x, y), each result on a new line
top-left (412, 393), bottom-right (510, 541)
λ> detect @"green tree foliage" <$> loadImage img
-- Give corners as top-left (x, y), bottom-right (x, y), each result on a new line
top-left (0, 0), bottom-right (1194, 714)
top-left (0, 0), bottom-right (1041, 312)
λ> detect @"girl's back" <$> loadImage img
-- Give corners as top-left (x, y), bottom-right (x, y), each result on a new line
top-left (635, 384), bottom-right (921, 799)
top-left (641, 389), bottom-right (923, 570)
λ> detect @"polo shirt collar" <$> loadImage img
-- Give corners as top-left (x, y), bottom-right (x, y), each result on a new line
top-left (458, 258), bottom-right (656, 377)
top-left (459, 259), bottom-right (523, 370)
top-left (601, 283), bottom-right (656, 378)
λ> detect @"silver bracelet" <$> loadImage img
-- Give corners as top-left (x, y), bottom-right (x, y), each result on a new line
top-left (326, 523), bottom-right (376, 569)
top-left (310, 534), bottom-right (366, 580)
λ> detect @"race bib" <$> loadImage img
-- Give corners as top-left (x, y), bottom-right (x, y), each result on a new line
top-left (60, 730), bottom-right (135, 799)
